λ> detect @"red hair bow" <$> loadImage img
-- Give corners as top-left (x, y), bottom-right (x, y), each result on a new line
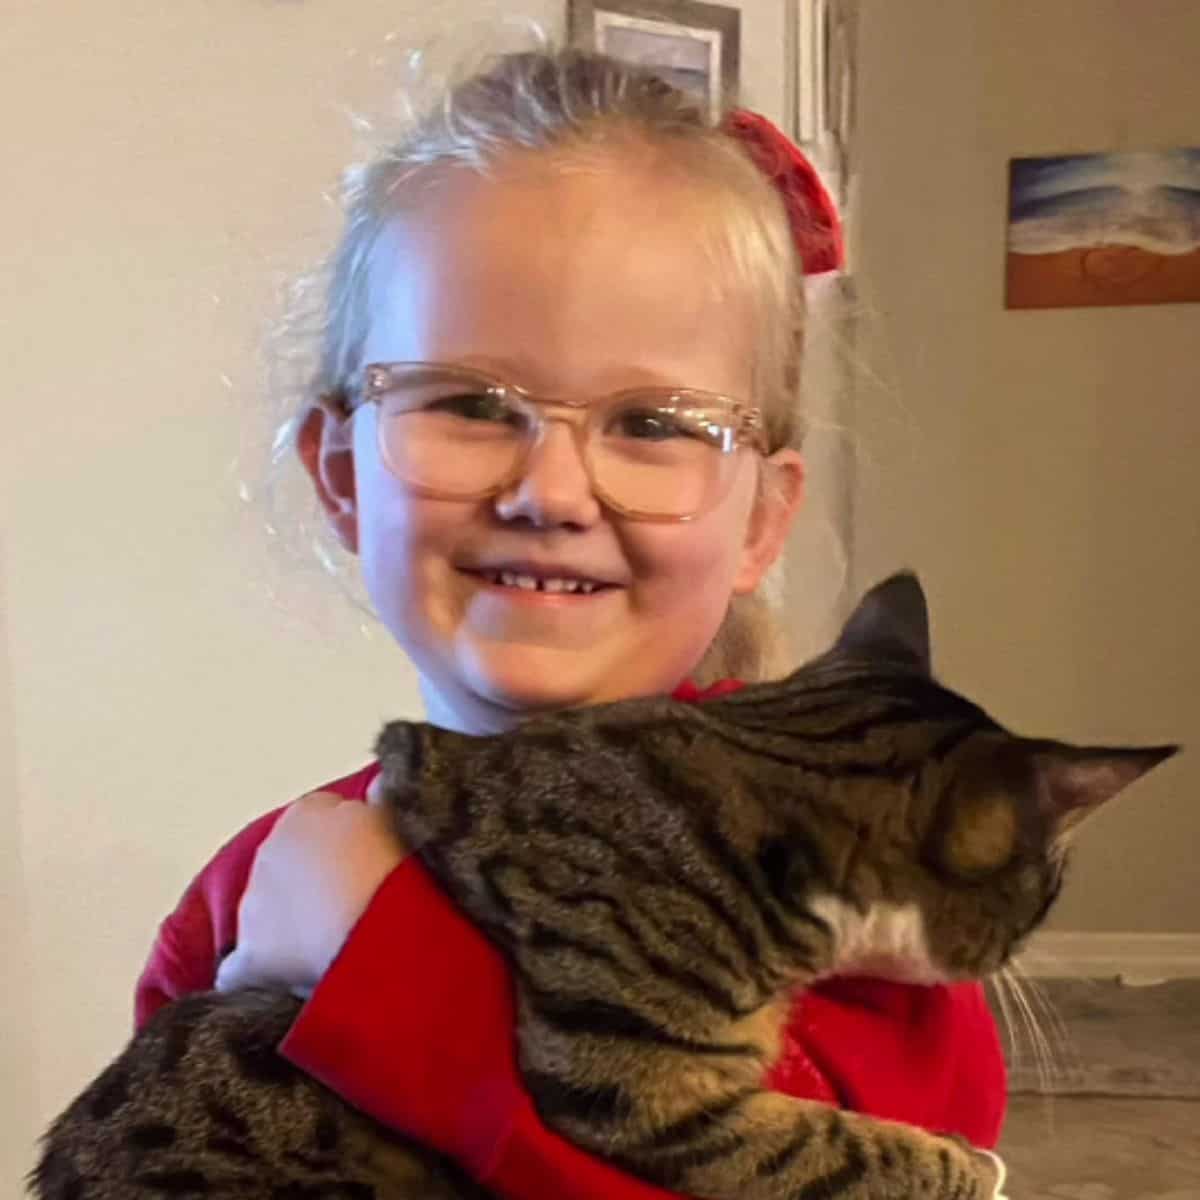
top-left (724, 109), bottom-right (844, 276)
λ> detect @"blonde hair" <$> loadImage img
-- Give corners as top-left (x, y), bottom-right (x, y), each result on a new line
top-left (263, 45), bottom-right (807, 683)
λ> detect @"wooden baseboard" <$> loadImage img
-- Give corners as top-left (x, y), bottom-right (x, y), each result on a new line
top-left (1016, 932), bottom-right (1200, 981)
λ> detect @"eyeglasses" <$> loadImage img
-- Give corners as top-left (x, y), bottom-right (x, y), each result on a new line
top-left (347, 362), bottom-right (767, 522)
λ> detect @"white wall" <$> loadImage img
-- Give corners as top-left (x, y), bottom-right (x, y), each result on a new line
top-left (1, 0), bottom-right (794, 1184)
top-left (850, 0), bottom-right (1199, 934)
top-left (1, 554), bottom-right (36, 1188)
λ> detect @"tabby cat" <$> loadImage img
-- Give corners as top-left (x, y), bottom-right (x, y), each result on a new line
top-left (31, 573), bottom-right (1175, 1200)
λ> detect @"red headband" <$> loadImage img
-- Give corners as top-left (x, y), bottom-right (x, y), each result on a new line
top-left (723, 109), bottom-right (844, 276)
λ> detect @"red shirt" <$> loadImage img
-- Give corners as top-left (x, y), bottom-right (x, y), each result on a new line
top-left (135, 685), bottom-right (1006, 1198)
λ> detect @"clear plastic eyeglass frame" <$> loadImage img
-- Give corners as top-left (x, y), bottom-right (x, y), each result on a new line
top-left (335, 361), bottom-right (768, 523)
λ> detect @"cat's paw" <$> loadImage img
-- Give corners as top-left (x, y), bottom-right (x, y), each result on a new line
top-left (974, 1148), bottom-right (1008, 1200)
top-left (937, 1133), bottom-right (1007, 1200)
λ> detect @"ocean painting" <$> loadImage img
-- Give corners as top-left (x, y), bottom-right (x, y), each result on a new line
top-left (1006, 149), bottom-right (1200, 309)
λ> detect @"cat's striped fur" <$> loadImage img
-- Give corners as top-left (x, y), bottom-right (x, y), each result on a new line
top-left (31, 574), bottom-right (1175, 1200)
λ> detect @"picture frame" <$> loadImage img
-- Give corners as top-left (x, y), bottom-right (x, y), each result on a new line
top-left (785, 0), bottom-right (857, 202)
top-left (568, 0), bottom-right (741, 123)
top-left (1005, 148), bottom-right (1200, 309)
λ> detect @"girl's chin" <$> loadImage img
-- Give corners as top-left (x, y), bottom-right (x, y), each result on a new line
top-left (456, 637), bottom-right (685, 717)
top-left (465, 650), bottom-right (612, 713)
top-left (416, 632), bottom-right (709, 730)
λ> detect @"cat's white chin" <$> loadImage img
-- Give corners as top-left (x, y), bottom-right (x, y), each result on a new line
top-left (829, 955), bottom-right (949, 986)
top-left (809, 895), bottom-right (951, 985)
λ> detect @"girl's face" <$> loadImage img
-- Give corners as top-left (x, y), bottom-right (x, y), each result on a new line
top-left (301, 158), bottom-right (802, 733)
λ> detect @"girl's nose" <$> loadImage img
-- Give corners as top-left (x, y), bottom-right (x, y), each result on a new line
top-left (492, 420), bottom-right (602, 529)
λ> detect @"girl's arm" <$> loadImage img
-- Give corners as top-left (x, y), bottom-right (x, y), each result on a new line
top-left (135, 807), bottom-right (684, 1200)
top-left (135, 762), bottom-right (380, 1026)
top-left (280, 858), bottom-right (1007, 1200)
top-left (136, 806), bottom-right (286, 1027)
top-left (280, 858), bottom-right (710, 1199)
top-left (138, 770), bottom-right (1005, 1198)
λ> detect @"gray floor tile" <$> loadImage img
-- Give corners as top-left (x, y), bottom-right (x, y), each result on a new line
top-left (999, 1096), bottom-right (1200, 1199)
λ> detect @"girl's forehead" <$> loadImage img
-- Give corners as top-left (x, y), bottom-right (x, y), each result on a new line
top-left (364, 161), bottom-right (756, 396)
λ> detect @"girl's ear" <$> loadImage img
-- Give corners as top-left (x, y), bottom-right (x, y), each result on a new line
top-left (296, 393), bottom-right (359, 554)
top-left (732, 448), bottom-right (805, 594)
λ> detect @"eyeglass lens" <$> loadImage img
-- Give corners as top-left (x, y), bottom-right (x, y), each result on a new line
top-left (371, 367), bottom-right (743, 518)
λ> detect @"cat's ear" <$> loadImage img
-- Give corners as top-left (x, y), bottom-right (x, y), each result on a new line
top-left (1031, 741), bottom-right (1179, 845)
top-left (835, 570), bottom-right (931, 673)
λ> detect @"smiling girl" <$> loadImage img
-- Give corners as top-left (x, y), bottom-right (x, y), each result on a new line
top-left (136, 46), bottom-right (1006, 1199)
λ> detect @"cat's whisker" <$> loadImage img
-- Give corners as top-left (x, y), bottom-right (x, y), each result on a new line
top-left (1012, 969), bottom-right (1051, 1094)
top-left (1005, 964), bottom-right (1064, 1096)
top-left (1009, 959), bottom-right (1069, 1045)
top-left (987, 969), bottom-right (1022, 1069)
top-left (994, 965), bottom-right (1047, 1093)
top-left (1009, 959), bottom-right (1079, 1080)
top-left (1004, 962), bottom-right (1070, 1129)
top-left (1012, 964), bottom-right (1061, 1056)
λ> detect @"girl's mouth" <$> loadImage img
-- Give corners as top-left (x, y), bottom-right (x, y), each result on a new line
top-left (463, 569), bottom-right (615, 596)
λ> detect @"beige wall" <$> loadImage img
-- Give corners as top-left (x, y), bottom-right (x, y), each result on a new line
top-left (0, 0), bottom-right (791, 1181)
top-left (850, 0), bottom-right (1199, 932)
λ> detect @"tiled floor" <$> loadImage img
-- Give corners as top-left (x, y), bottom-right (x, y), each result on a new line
top-left (997, 979), bottom-right (1200, 1099)
top-left (999, 1096), bottom-right (1200, 1199)
top-left (993, 978), bottom-right (1200, 1198)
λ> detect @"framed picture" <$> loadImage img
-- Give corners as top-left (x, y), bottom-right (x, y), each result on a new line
top-left (568, 0), bottom-right (741, 122)
top-left (785, 0), bottom-right (857, 201)
top-left (1006, 149), bottom-right (1200, 309)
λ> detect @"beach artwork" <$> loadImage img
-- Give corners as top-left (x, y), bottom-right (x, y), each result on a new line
top-left (1005, 149), bottom-right (1200, 309)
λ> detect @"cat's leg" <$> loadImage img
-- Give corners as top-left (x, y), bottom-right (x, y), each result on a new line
top-left (734, 1093), bottom-right (1003, 1200)
top-left (602, 1089), bottom-right (1003, 1200)
top-left (518, 992), bottom-right (1003, 1200)
top-left (29, 990), bottom-right (486, 1200)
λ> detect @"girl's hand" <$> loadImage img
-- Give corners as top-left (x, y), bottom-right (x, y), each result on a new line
top-left (214, 790), bottom-right (406, 998)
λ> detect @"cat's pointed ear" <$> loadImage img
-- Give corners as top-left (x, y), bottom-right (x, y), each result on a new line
top-left (1032, 742), bottom-right (1179, 844)
top-left (835, 571), bottom-right (931, 673)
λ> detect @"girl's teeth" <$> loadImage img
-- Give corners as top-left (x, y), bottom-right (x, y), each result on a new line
top-left (486, 571), bottom-right (599, 594)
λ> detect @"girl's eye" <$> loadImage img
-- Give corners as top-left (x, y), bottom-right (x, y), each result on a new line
top-left (611, 408), bottom-right (692, 440)
top-left (426, 390), bottom-right (522, 425)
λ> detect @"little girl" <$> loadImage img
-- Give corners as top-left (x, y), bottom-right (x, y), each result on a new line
top-left (135, 47), bottom-right (1006, 1199)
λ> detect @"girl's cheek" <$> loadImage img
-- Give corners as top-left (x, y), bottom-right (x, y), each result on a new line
top-left (623, 523), bottom-right (738, 608)
top-left (645, 493), bottom-right (759, 611)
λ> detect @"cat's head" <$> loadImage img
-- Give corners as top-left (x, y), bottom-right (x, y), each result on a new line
top-left (706, 572), bottom-right (1177, 984)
